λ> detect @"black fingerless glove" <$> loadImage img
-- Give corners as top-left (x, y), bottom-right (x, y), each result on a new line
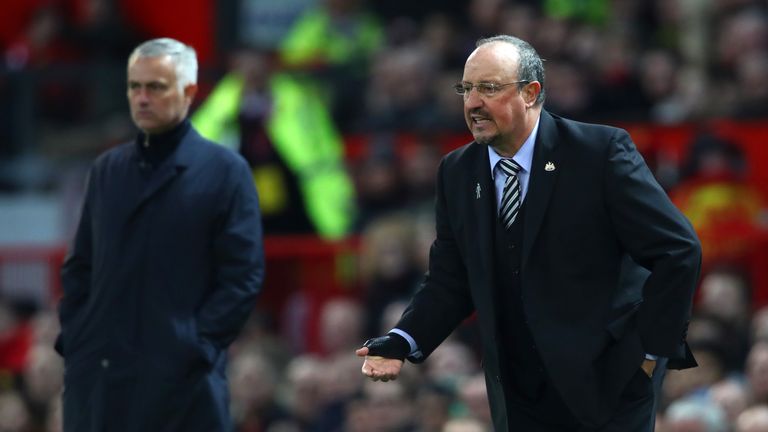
top-left (363, 333), bottom-right (410, 361)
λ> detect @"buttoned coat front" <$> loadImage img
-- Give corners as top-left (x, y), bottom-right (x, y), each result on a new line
top-left (395, 111), bottom-right (701, 429)
top-left (57, 124), bottom-right (264, 432)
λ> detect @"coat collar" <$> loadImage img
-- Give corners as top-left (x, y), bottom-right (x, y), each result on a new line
top-left (135, 119), bottom-right (190, 165)
top-left (125, 120), bottom-right (201, 218)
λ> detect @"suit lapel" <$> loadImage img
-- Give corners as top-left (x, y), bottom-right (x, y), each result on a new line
top-left (470, 144), bottom-right (497, 291)
top-left (522, 111), bottom-right (560, 270)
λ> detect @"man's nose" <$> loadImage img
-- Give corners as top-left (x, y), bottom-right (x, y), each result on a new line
top-left (464, 90), bottom-right (483, 109)
top-left (135, 88), bottom-right (151, 104)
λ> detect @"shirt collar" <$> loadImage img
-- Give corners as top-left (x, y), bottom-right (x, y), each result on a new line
top-left (488, 115), bottom-right (540, 179)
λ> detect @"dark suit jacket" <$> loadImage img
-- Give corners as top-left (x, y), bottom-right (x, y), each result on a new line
top-left (396, 111), bottom-right (701, 428)
top-left (56, 121), bottom-right (264, 432)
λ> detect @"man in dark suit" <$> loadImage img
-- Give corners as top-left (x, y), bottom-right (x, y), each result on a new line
top-left (55, 38), bottom-right (264, 431)
top-left (356, 35), bottom-right (701, 431)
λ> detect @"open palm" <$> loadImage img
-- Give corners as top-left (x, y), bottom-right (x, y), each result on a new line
top-left (355, 346), bottom-right (404, 382)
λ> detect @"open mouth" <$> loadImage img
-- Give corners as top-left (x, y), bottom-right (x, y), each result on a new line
top-left (471, 114), bottom-right (491, 126)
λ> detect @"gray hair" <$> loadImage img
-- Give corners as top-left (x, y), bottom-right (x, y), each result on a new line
top-left (128, 38), bottom-right (197, 91)
top-left (476, 35), bottom-right (546, 106)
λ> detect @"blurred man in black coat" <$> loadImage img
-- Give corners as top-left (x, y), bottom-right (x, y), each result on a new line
top-left (56, 38), bottom-right (264, 431)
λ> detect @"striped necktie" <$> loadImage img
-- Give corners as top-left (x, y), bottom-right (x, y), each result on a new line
top-left (498, 159), bottom-right (522, 229)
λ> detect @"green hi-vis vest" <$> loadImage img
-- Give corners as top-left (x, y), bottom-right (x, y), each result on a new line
top-left (192, 73), bottom-right (356, 240)
top-left (279, 8), bottom-right (382, 67)
top-left (544, 0), bottom-right (608, 25)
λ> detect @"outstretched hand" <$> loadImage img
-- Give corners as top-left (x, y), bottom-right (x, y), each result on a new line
top-left (355, 346), bottom-right (404, 382)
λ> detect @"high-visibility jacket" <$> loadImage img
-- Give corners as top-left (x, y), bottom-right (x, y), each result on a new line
top-left (279, 7), bottom-right (382, 67)
top-left (192, 72), bottom-right (356, 239)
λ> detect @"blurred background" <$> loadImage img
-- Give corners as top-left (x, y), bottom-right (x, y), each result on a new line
top-left (1, 0), bottom-right (767, 431)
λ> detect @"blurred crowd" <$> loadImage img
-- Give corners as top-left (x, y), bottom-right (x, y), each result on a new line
top-left (1, 0), bottom-right (768, 431)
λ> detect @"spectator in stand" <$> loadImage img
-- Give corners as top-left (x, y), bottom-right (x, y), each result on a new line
top-left (45, 397), bottom-right (62, 432)
top-left (424, 339), bottom-right (479, 392)
top-left (352, 144), bottom-right (406, 229)
top-left (0, 298), bottom-right (32, 377)
top-left (358, 214), bottom-right (423, 336)
top-left (497, 4), bottom-right (539, 46)
top-left (314, 355), bottom-right (367, 432)
top-left (696, 267), bottom-right (753, 370)
top-left (746, 342), bottom-right (768, 405)
top-left (714, 7), bottom-right (768, 77)
top-left (709, 378), bottom-right (750, 426)
top-left (229, 350), bottom-right (290, 432)
top-left (279, 0), bottom-right (383, 128)
top-left (587, 31), bottom-right (649, 121)
top-left (19, 343), bottom-right (63, 430)
top-left (541, 59), bottom-right (593, 120)
top-left (281, 355), bottom-right (325, 430)
top-left (0, 390), bottom-right (32, 432)
top-left (751, 305), bottom-right (768, 343)
top-left (459, 0), bottom-right (507, 54)
top-left (55, 38), bottom-right (264, 431)
top-left (357, 379), bottom-right (417, 431)
top-left (362, 44), bottom-right (441, 133)
top-left (63, 0), bottom-right (143, 117)
top-left (430, 69), bottom-right (471, 132)
top-left (442, 417), bottom-right (487, 432)
top-left (735, 405), bottom-right (768, 432)
top-left (400, 140), bottom-right (442, 209)
top-left (319, 297), bottom-right (365, 357)
top-left (412, 384), bottom-right (454, 432)
top-left (3, 5), bottom-right (79, 71)
top-left (192, 48), bottom-right (357, 239)
top-left (638, 49), bottom-right (689, 124)
top-left (456, 373), bottom-right (492, 430)
top-left (662, 397), bottom-right (728, 432)
top-left (732, 52), bottom-right (768, 119)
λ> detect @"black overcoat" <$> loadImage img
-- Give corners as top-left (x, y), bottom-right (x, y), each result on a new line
top-left (57, 121), bottom-right (265, 431)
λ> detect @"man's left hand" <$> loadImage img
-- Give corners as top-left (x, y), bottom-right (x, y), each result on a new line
top-left (356, 347), bottom-right (404, 382)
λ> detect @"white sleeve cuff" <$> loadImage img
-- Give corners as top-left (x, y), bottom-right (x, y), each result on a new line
top-left (390, 328), bottom-right (418, 355)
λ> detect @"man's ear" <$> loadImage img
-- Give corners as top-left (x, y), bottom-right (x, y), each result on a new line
top-left (184, 83), bottom-right (198, 101)
top-left (523, 81), bottom-right (541, 106)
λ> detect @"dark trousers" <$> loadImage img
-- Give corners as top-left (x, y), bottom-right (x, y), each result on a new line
top-left (505, 358), bottom-right (667, 432)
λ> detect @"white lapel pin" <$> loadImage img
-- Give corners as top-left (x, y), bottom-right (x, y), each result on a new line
top-left (545, 161), bottom-right (556, 172)
top-left (475, 183), bottom-right (482, 199)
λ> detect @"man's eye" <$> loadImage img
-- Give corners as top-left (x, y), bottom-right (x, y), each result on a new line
top-left (478, 83), bottom-right (497, 94)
